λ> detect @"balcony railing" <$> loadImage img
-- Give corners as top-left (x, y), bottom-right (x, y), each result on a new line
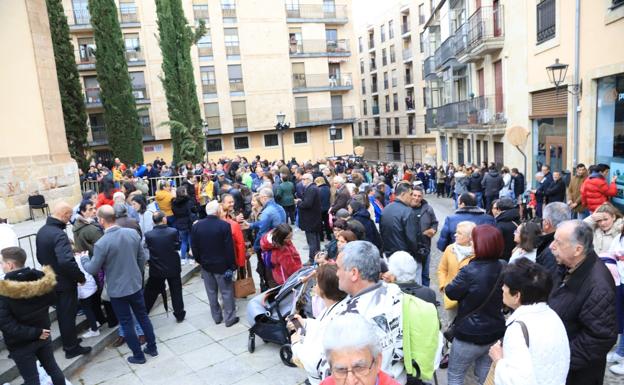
top-left (457, 5), bottom-right (504, 58)
top-left (425, 107), bottom-right (438, 130)
top-left (202, 82), bottom-right (217, 95)
top-left (285, 4), bottom-right (348, 20)
top-left (294, 106), bottom-right (356, 125)
top-left (205, 116), bottom-right (221, 129)
top-left (292, 73), bottom-right (353, 90)
top-left (233, 115), bottom-right (247, 129)
top-left (222, 4), bottom-right (237, 18)
top-left (226, 45), bottom-right (240, 56)
top-left (371, 82), bottom-right (378, 93)
top-left (76, 49), bottom-right (96, 65)
top-left (85, 88), bottom-right (101, 105)
top-left (429, 95), bottom-right (506, 128)
top-left (290, 39), bottom-right (350, 55)
top-left (229, 79), bottom-right (244, 92)
top-left (198, 46), bottom-right (213, 57)
top-left (72, 9), bottom-right (91, 25)
top-left (537, 0), bottom-right (555, 44)
top-left (132, 85), bottom-right (148, 100)
top-left (140, 119), bottom-right (153, 136)
top-left (402, 48), bottom-right (412, 61)
top-left (402, 23), bottom-right (410, 34)
top-left (424, 56), bottom-right (436, 77)
top-left (119, 6), bottom-right (139, 24)
top-left (434, 36), bottom-right (455, 70)
top-left (125, 50), bottom-right (144, 62)
top-left (90, 125), bottom-right (107, 142)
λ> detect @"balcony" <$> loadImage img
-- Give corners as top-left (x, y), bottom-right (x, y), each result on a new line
top-left (222, 4), bottom-right (237, 19)
top-left (372, 106), bottom-right (380, 115)
top-left (456, 6), bottom-right (505, 63)
top-left (402, 23), bottom-right (411, 35)
top-left (198, 46), bottom-right (214, 58)
top-left (233, 115), bottom-right (248, 130)
top-left (89, 122), bottom-right (153, 145)
top-left (402, 48), bottom-right (412, 62)
top-left (202, 82), bottom-right (217, 96)
top-left (229, 79), bottom-right (244, 93)
top-left (289, 39), bottom-right (350, 57)
top-left (119, 6), bottom-right (139, 25)
top-left (426, 95), bottom-right (506, 131)
top-left (205, 116), bottom-right (221, 130)
top-left (75, 48), bottom-right (145, 70)
top-left (68, 7), bottom-right (139, 31)
top-left (132, 85), bottom-right (149, 104)
top-left (285, 4), bottom-right (348, 23)
top-left (434, 36), bottom-right (455, 71)
top-left (371, 82), bottom-right (378, 93)
top-left (292, 73), bottom-right (353, 93)
top-left (424, 56), bottom-right (436, 79)
top-left (193, 7), bottom-right (209, 22)
top-left (85, 88), bottom-right (101, 108)
top-left (294, 106), bottom-right (356, 127)
top-left (405, 74), bottom-right (412, 85)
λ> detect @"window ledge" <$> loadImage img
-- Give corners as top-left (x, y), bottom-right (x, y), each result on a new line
top-left (534, 35), bottom-right (560, 55)
top-left (606, 1), bottom-right (624, 25)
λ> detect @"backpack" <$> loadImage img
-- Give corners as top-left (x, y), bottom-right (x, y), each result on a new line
top-left (402, 293), bottom-right (441, 383)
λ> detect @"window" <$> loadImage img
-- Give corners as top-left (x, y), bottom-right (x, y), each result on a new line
top-left (358, 37), bottom-right (363, 52)
top-left (358, 122), bottom-right (362, 136)
top-left (193, 3), bottom-right (209, 22)
top-left (293, 131), bottom-right (308, 144)
top-left (363, 100), bottom-right (368, 115)
top-left (331, 127), bottom-right (343, 140)
top-left (374, 118), bottom-right (380, 135)
top-left (224, 28), bottom-right (240, 57)
top-left (419, 32), bottom-right (425, 53)
top-left (72, 0), bottom-right (90, 24)
top-left (119, 0), bottom-right (138, 24)
top-left (138, 109), bottom-right (151, 135)
top-left (389, 45), bottom-right (396, 63)
top-left (457, 138), bottom-right (464, 165)
top-left (222, 0), bottom-right (237, 22)
top-left (124, 34), bottom-right (141, 62)
top-left (228, 64), bottom-right (244, 93)
top-left (364, 120), bottom-right (369, 135)
top-left (130, 72), bottom-right (147, 100)
top-left (383, 72), bottom-right (388, 89)
top-left (536, 0), bottom-right (556, 44)
top-left (204, 102), bottom-right (220, 129)
top-left (200, 66), bottom-right (216, 96)
top-left (206, 139), bottom-right (222, 152)
top-left (393, 92), bottom-right (398, 110)
top-left (385, 95), bottom-right (390, 112)
top-left (388, 20), bottom-right (394, 39)
top-left (408, 115), bottom-right (414, 135)
top-left (232, 101), bottom-right (247, 128)
top-left (596, 74), bottom-right (624, 165)
top-left (395, 117), bottom-right (400, 134)
top-left (382, 48), bottom-right (387, 66)
top-left (360, 60), bottom-right (365, 74)
top-left (77, 37), bottom-right (96, 63)
top-left (84, 76), bottom-right (100, 103)
top-left (386, 118), bottom-right (391, 135)
top-left (391, 69), bottom-right (397, 87)
top-left (361, 79), bottom-right (366, 94)
top-left (380, 25), bottom-right (386, 42)
top-left (264, 134), bottom-right (279, 147)
top-left (418, 4), bottom-right (425, 24)
top-left (234, 136), bottom-right (249, 150)
top-left (197, 30), bottom-right (213, 58)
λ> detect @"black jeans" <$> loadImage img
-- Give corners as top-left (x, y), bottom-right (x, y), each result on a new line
top-left (79, 292), bottom-right (107, 331)
top-left (436, 183), bottom-right (445, 197)
top-left (283, 205), bottom-right (296, 225)
top-left (11, 339), bottom-right (65, 385)
top-left (320, 211), bottom-right (332, 241)
top-left (304, 231), bottom-right (320, 263)
top-left (144, 275), bottom-right (186, 321)
top-left (56, 288), bottom-right (79, 352)
top-left (566, 360), bottom-right (606, 385)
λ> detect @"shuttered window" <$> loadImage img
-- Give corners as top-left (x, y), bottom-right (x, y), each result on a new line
top-left (530, 88), bottom-right (568, 118)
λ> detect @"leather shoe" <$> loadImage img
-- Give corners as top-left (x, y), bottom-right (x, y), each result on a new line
top-left (143, 346), bottom-right (158, 357)
top-left (225, 317), bottom-right (239, 327)
top-left (127, 355), bottom-right (146, 364)
top-left (65, 345), bottom-right (92, 359)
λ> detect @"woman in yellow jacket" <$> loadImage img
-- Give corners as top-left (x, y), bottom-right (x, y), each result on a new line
top-left (437, 220), bottom-right (476, 322)
top-left (155, 180), bottom-right (175, 216)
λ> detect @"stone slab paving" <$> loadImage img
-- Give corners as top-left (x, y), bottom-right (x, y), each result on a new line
top-left (11, 197), bottom-right (619, 384)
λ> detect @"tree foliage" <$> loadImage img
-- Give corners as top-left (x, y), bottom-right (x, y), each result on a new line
top-left (45, 0), bottom-right (89, 170)
top-left (155, 0), bottom-right (206, 165)
top-left (89, 0), bottom-right (143, 164)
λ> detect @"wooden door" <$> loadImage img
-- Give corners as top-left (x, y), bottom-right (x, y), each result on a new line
top-left (493, 0), bottom-right (501, 37)
top-left (477, 68), bottom-right (484, 97)
top-left (494, 60), bottom-right (503, 114)
top-left (545, 136), bottom-right (567, 172)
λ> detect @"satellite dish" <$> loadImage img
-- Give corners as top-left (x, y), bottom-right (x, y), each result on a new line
top-left (506, 126), bottom-right (530, 147)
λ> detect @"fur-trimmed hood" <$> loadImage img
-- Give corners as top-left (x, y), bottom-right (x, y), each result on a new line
top-left (0, 266), bottom-right (56, 299)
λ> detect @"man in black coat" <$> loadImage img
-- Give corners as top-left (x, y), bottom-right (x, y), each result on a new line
top-left (297, 173), bottom-right (322, 264)
top-left (549, 220), bottom-right (617, 385)
top-left (511, 168), bottom-right (526, 218)
top-left (537, 202), bottom-right (571, 278)
top-left (144, 212), bottom-right (185, 322)
top-left (492, 198), bottom-right (520, 261)
top-left (191, 201), bottom-right (238, 327)
top-left (35, 202), bottom-right (90, 359)
top-left (411, 186), bottom-right (438, 286)
top-left (0, 247), bottom-right (65, 384)
top-left (481, 166), bottom-right (504, 214)
top-left (545, 171), bottom-right (566, 203)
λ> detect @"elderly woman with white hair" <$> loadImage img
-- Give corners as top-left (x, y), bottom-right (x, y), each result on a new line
top-left (320, 313), bottom-right (401, 385)
top-left (384, 251), bottom-right (437, 304)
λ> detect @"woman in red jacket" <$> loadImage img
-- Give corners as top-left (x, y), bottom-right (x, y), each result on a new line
top-left (581, 164), bottom-right (618, 213)
top-left (95, 181), bottom-right (118, 208)
top-left (260, 223), bottom-right (302, 286)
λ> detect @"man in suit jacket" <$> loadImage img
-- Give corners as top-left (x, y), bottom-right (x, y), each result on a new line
top-left (330, 175), bottom-right (351, 215)
top-left (191, 201), bottom-right (238, 327)
top-left (81, 205), bottom-right (157, 365)
top-left (297, 173), bottom-right (322, 264)
top-left (144, 212), bottom-right (185, 322)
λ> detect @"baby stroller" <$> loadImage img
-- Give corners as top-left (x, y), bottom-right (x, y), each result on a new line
top-left (245, 266), bottom-right (315, 367)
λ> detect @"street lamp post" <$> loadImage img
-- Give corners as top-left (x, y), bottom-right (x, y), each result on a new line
top-left (329, 124), bottom-right (337, 158)
top-left (275, 111), bottom-right (290, 162)
top-left (201, 120), bottom-right (209, 161)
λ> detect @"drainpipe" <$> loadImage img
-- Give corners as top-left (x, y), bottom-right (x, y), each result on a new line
top-left (572, 0), bottom-right (580, 167)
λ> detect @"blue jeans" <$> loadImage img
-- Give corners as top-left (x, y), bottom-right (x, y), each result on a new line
top-left (179, 229), bottom-right (192, 261)
top-left (118, 312), bottom-right (144, 337)
top-left (475, 192), bottom-right (483, 209)
top-left (110, 289), bottom-right (156, 359)
top-left (447, 338), bottom-right (493, 385)
top-left (574, 209), bottom-right (590, 220)
top-left (616, 334), bottom-right (624, 356)
top-left (421, 252), bottom-right (431, 287)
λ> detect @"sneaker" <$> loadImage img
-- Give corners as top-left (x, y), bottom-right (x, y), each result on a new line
top-left (127, 355), bottom-right (146, 364)
top-left (81, 329), bottom-right (100, 339)
top-left (609, 362), bottom-right (624, 375)
top-left (608, 351), bottom-right (624, 363)
top-left (65, 345), bottom-right (92, 359)
top-left (181, 259), bottom-right (187, 266)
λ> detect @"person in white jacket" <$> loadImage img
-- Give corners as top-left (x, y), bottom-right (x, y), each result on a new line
top-left (290, 263), bottom-right (347, 385)
top-left (488, 258), bottom-right (569, 385)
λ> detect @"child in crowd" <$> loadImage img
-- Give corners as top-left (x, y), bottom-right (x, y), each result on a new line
top-left (260, 223), bottom-right (302, 286)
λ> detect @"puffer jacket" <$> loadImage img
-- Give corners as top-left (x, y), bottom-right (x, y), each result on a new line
top-left (380, 199), bottom-right (429, 263)
top-left (437, 244), bottom-right (474, 309)
top-left (583, 216), bottom-right (624, 255)
top-left (467, 172), bottom-right (483, 193)
top-left (581, 173), bottom-right (617, 212)
top-left (481, 170), bottom-right (504, 197)
top-left (72, 215), bottom-right (103, 256)
top-left (453, 172), bottom-right (468, 195)
top-left (0, 266), bottom-right (56, 351)
top-left (548, 251), bottom-right (617, 370)
top-left (445, 259), bottom-right (506, 345)
top-left (172, 195), bottom-right (197, 232)
top-left (495, 208), bottom-right (520, 261)
top-left (260, 231), bottom-right (302, 285)
top-left (351, 208), bottom-right (382, 251)
top-left (437, 207), bottom-right (495, 251)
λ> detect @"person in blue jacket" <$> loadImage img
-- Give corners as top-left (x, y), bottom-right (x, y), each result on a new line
top-left (437, 192), bottom-right (495, 252)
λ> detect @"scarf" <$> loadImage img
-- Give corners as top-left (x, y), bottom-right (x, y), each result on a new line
top-left (453, 243), bottom-right (473, 263)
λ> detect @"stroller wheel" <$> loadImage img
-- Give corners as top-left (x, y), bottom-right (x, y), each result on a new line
top-left (279, 344), bottom-right (296, 367)
top-left (248, 333), bottom-right (255, 353)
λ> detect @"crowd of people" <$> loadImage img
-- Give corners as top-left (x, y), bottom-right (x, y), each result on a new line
top-left (0, 154), bottom-right (622, 385)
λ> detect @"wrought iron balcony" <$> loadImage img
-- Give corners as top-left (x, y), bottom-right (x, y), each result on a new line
top-left (434, 36), bottom-right (455, 70)
top-left (294, 106), bottom-right (356, 126)
top-left (427, 95), bottom-right (506, 129)
top-left (292, 73), bottom-right (353, 92)
top-left (456, 5), bottom-right (505, 62)
top-left (537, 0), bottom-right (555, 44)
top-left (285, 4), bottom-right (348, 22)
top-left (402, 23), bottom-right (410, 35)
top-left (202, 82), bottom-right (217, 96)
top-left (132, 85), bottom-right (149, 101)
top-left (289, 39), bottom-right (350, 56)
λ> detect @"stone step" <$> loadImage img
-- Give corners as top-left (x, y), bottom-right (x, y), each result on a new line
top-left (1, 263), bottom-right (200, 384)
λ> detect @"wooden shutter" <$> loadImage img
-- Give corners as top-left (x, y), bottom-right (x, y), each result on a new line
top-left (477, 68), bottom-right (484, 97)
top-left (494, 60), bottom-right (503, 113)
top-left (530, 88), bottom-right (568, 118)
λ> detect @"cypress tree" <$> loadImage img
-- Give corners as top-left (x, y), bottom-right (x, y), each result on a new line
top-left (89, 0), bottom-right (143, 164)
top-left (46, 0), bottom-right (89, 170)
top-left (155, 0), bottom-right (206, 165)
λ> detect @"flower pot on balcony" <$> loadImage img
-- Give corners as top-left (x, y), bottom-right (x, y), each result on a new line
top-left (468, 112), bottom-right (477, 124)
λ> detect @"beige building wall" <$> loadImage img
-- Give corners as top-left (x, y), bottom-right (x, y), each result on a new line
top-left (0, 0), bottom-right (81, 222)
top-left (63, 0), bottom-right (358, 164)
top-left (356, 0), bottom-right (436, 164)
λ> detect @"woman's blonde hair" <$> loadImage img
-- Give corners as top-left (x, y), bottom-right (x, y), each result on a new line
top-left (595, 202), bottom-right (623, 219)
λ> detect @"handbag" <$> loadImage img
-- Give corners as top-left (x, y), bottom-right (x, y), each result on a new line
top-left (234, 260), bottom-right (256, 298)
top-left (483, 320), bottom-right (529, 385)
top-left (444, 261), bottom-right (505, 342)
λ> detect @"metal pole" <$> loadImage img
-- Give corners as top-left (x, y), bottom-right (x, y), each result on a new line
top-left (332, 136), bottom-right (336, 157)
top-left (280, 129), bottom-right (285, 161)
top-left (572, 0), bottom-right (580, 167)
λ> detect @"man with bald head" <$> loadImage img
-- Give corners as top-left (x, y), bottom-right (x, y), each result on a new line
top-left (36, 201), bottom-right (91, 358)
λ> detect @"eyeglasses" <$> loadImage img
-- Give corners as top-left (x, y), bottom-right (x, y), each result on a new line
top-left (331, 358), bottom-right (375, 380)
